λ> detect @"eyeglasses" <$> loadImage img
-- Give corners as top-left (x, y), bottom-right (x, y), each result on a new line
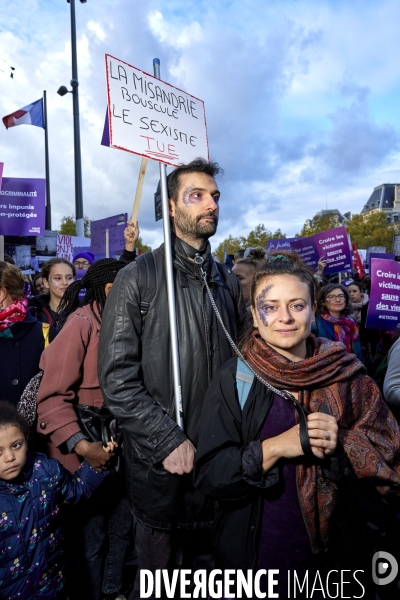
top-left (326, 294), bottom-right (346, 301)
top-left (73, 260), bottom-right (90, 268)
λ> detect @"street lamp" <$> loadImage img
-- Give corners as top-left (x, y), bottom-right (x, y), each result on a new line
top-left (58, 0), bottom-right (86, 237)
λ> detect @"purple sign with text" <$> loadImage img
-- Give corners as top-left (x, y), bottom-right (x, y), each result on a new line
top-left (313, 226), bottom-right (352, 275)
top-left (90, 213), bottom-right (127, 257)
top-left (266, 237), bottom-right (302, 251)
top-left (0, 177), bottom-right (45, 235)
top-left (290, 237), bottom-right (319, 270)
top-left (366, 258), bottom-right (400, 331)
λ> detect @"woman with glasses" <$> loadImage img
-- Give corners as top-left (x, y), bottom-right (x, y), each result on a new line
top-left (313, 283), bottom-right (363, 360)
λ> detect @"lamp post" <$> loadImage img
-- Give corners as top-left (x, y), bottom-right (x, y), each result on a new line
top-left (58, 0), bottom-right (86, 237)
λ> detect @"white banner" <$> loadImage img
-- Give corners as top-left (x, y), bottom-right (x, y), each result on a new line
top-left (105, 54), bottom-right (209, 167)
top-left (57, 234), bottom-right (90, 262)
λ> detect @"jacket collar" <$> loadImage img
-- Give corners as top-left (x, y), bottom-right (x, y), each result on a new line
top-left (8, 310), bottom-right (39, 341)
top-left (161, 234), bottom-right (221, 284)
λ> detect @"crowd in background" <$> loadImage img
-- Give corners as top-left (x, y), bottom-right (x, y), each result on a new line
top-left (1, 162), bottom-right (400, 600)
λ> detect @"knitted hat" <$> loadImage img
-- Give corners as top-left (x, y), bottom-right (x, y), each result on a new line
top-left (72, 251), bottom-right (95, 264)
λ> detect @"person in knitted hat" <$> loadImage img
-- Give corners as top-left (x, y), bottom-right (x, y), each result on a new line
top-left (72, 251), bottom-right (95, 271)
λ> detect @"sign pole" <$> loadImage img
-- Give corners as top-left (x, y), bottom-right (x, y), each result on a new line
top-left (105, 229), bottom-right (109, 258)
top-left (0, 236), bottom-right (4, 261)
top-left (153, 58), bottom-right (183, 431)
top-left (131, 157), bottom-right (148, 223)
top-left (43, 90), bottom-right (52, 230)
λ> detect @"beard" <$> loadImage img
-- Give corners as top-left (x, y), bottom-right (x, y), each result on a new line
top-left (174, 207), bottom-right (219, 241)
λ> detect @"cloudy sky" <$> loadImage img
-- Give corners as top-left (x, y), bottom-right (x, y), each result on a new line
top-left (1, 0), bottom-right (400, 249)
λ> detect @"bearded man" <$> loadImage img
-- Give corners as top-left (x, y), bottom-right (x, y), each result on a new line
top-left (99, 158), bottom-right (245, 596)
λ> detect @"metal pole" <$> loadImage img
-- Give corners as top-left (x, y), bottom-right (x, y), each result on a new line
top-left (105, 229), bottom-right (109, 258)
top-left (153, 58), bottom-right (184, 430)
top-left (0, 236), bottom-right (4, 261)
top-left (43, 91), bottom-right (52, 230)
top-left (69, 0), bottom-right (84, 238)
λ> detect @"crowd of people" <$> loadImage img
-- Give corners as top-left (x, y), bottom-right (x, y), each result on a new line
top-left (1, 158), bottom-right (400, 600)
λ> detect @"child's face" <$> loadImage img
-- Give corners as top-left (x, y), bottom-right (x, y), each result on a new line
top-left (0, 426), bottom-right (27, 481)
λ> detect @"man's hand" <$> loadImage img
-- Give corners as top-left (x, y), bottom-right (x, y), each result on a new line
top-left (74, 439), bottom-right (114, 472)
top-left (162, 439), bottom-right (196, 475)
top-left (124, 220), bottom-right (139, 252)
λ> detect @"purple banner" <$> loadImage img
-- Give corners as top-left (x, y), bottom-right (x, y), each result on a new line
top-left (313, 226), bottom-right (352, 275)
top-left (366, 258), bottom-right (400, 331)
top-left (90, 213), bottom-right (127, 257)
top-left (266, 237), bottom-right (302, 251)
top-left (0, 177), bottom-right (45, 235)
top-left (290, 237), bottom-right (319, 270)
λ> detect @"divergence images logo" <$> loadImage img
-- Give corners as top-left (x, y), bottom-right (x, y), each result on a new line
top-left (372, 551), bottom-right (398, 586)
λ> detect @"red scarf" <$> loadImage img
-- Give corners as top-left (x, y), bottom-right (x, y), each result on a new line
top-left (244, 331), bottom-right (400, 554)
top-left (0, 297), bottom-right (28, 331)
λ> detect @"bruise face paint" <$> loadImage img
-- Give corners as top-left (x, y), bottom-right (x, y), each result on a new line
top-left (182, 185), bottom-right (198, 207)
top-left (255, 284), bottom-right (274, 326)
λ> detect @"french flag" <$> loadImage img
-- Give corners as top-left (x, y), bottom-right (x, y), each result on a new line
top-left (2, 98), bottom-right (44, 129)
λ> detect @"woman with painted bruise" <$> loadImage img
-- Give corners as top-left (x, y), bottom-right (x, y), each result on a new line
top-left (313, 282), bottom-right (363, 361)
top-left (194, 254), bottom-right (400, 599)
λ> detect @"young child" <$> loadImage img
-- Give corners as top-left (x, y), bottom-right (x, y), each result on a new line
top-left (0, 401), bottom-right (109, 600)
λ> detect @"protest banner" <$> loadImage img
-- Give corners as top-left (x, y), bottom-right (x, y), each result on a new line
top-left (290, 237), bottom-right (319, 270)
top-left (57, 234), bottom-right (90, 262)
top-left (105, 54), bottom-right (208, 167)
top-left (0, 177), bottom-right (45, 236)
top-left (312, 226), bottom-right (352, 275)
top-left (90, 213), bottom-right (127, 258)
top-left (366, 246), bottom-right (386, 266)
top-left (366, 258), bottom-right (400, 330)
top-left (36, 230), bottom-right (57, 259)
top-left (266, 237), bottom-right (301, 251)
top-left (4, 244), bottom-right (32, 271)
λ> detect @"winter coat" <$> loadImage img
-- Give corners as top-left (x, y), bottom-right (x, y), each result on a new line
top-left (37, 305), bottom-right (103, 473)
top-left (29, 294), bottom-right (57, 327)
top-left (193, 355), bottom-right (400, 593)
top-left (98, 236), bottom-right (246, 528)
top-left (0, 312), bottom-right (47, 406)
top-left (0, 452), bottom-right (106, 600)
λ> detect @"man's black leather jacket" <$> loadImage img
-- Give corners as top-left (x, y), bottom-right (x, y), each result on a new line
top-left (98, 236), bottom-right (246, 528)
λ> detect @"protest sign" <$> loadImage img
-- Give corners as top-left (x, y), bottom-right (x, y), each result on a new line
top-left (4, 244), bottom-right (32, 272)
top-left (290, 237), bottom-right (319, 271)
top-left (266, 237), bottom-right (301, 251)
top-left (57, 234), bottom-right (90, 262)
top-left (313, 226), bottom-right (352, 275)
top-left (90, 213), bottom-right (127, 258)
top-left (0, 177), bottom-right (45, 235)
top-left (105, 54), bottom-right (209, 167)
top-left (36, 230), bottom-right (57, 256)
top-left (366, 246), bottom-right (386, 265)
top-left (366, 258), bottom-right (400, 331)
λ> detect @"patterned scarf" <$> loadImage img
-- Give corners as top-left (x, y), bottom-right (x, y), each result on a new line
top-left (320, 310), bottom-right (359, 353)
top-left (0, 297), bottom-right (29, 332)
top-left (244, 331), bottom-right (400, 555)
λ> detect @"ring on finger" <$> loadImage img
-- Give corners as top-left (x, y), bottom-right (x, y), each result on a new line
top-left (324, 433), bottom-right (331, 441)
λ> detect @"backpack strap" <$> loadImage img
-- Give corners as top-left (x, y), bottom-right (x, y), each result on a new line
top-left (135, 252), bottom-right (157, 316)
top-left (235, 358), bottom-right (254, 410)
